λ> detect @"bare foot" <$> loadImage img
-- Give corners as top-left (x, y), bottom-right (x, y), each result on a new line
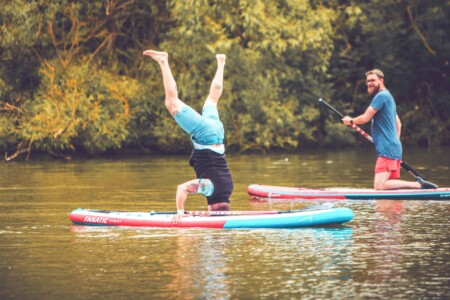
top-left (143, 50), bottom-right (168, 64)
top-left (216, 54), bottom-right (226, 64)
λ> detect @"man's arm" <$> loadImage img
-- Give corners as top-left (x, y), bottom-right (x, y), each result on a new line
top-left (173, 179), bottom-right (202, 224)
top-left (342, 106), bottom-right (378, 125)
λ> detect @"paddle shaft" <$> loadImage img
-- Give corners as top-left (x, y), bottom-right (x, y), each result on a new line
top-left (318, 98), bottom-right (425, 179)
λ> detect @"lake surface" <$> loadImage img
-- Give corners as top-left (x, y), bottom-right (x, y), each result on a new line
top-left (1, 146), bottom-right (449, 299)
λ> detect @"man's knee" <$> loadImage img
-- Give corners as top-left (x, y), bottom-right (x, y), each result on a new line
top-left (374, 182), bottom-right (382, 190)
top-left (165, 97), bottom-right (182, 115)
top-left (374, 181), bottom-right (388, 190)
top-left (374, 172), bottom-right (390, 190)
top-left (206, 94), bottom-right (219, 105)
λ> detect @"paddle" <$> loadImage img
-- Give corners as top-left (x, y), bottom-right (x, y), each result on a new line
top-left (318, 98), bottom-right (426, 180)
top-left (150, 203), bottom-right (335, 216)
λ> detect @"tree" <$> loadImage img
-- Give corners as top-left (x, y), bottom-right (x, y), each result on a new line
top-left (146, 0), bottom-right (337, 152)
top-left (1, 0), bottom-right (168, 159)
top-left (1, 0), bottom-right (449, 161)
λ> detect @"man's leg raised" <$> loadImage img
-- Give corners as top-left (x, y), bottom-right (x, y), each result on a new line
top-left (205, 54), bottom-right (226, 107)
top-left (143, 50), bottom-right (184, 115)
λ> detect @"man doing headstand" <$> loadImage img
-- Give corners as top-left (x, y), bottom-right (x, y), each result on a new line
top-left (143, 50), bottom-right (234, 223)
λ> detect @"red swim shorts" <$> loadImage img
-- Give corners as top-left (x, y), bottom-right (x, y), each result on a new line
top-left (375, 156), bottom-right (401, 179)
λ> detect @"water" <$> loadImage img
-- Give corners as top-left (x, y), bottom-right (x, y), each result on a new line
top-left (1, 146), bottom-right (449, 299)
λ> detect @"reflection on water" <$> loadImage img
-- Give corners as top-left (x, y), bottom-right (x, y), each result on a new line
top-left (66, 226), bottom-right (353, 300)
top-left (1, 147), bottom-right (449, 299)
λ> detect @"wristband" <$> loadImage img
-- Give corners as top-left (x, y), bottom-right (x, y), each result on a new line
top-left (350, 119), bottom-right (354, 124)
top-left (177, 209), bottom-right (185, 215)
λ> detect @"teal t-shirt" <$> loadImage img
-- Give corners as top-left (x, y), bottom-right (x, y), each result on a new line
top-left (370, 89), bottom-right (402, 160)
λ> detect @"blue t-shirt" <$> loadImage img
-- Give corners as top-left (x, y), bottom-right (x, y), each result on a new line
top-left (370, 89), bottom-right (402, 160)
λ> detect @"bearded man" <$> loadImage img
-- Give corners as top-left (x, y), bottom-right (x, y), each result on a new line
top-left (342, 69), bottom-right (437, 190)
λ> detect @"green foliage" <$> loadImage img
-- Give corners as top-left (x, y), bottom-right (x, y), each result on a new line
top-left (4, 61), bottom-right (142, 156)
top-left (327, 0), bottom-right (450, 146)
top-left (154, 0), bottom-right (336, 152)
top-left (0, 0), bottom-right (449, 160)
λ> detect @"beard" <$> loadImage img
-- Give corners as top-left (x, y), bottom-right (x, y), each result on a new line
top-left (368, 84), bottom-right (381, 98)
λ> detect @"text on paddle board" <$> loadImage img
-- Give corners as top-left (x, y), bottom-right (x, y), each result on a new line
top-left (82, 216), bottom-right (121, 224)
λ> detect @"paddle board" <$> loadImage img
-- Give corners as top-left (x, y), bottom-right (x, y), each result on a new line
top-left (248, 184), bottom-right (450, 200)
top-left (69, 207), bottom-right (353, 228)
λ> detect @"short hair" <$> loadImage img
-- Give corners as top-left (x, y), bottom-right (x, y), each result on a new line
top-left (365, 69), bottom-right (384, 79)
